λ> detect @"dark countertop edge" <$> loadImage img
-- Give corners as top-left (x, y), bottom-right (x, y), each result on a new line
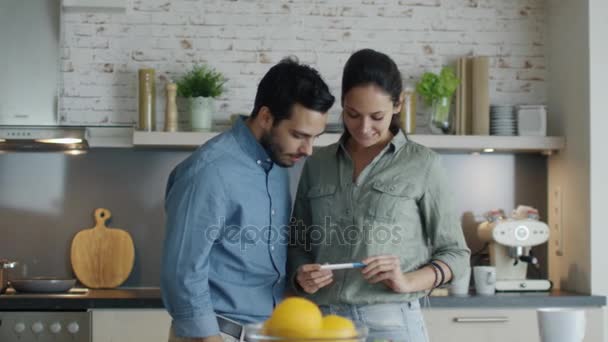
top-left (0, 288), bottom-right (165, 310)
top-left (0, 298), bottom-right (165, 311)
top-left (0, 289), bottom-right (605, 310)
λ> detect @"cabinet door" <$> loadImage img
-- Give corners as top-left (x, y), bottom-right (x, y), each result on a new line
top-left (92, 309), bottom-right (171, 342)
top-left (423, 308), bottom-right (604, 342)
top-left (424, 308), bottom-right (538, 342)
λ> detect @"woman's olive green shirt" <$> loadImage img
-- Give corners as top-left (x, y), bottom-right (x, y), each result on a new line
top-left (287, 131), bottom-right (470, 305)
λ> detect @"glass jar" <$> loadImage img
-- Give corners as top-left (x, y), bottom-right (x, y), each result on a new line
top-left (429, 96), bottom-right (452, 134)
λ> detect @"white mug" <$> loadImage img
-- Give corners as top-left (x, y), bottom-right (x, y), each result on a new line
top-left (473, 266), bottom-right (496, 296)
top-left (537, 308), bottom-right (586, 342)
top-left (449, 266), bottom-right (471, 296)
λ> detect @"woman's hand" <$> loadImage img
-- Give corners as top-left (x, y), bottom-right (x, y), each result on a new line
top-left (361, 255), bottom-right (412, 293)
top-left (296, 264), bottom-right (333, 294)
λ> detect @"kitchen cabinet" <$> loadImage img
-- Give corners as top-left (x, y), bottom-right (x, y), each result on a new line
top-left (90, 307), bottom-right (603, 342)
top-left (91, 309), bottom-right (171, 342)
top-left (423, 308), bottom-right (604, 342)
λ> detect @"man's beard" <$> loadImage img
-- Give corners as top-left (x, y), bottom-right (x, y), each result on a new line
top-left (260, 129), bottom-right (291, 167)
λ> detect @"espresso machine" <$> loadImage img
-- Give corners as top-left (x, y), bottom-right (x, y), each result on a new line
top-left (477, 213), bottom-right (552, 292)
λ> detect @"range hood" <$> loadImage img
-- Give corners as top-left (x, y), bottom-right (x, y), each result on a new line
top-left (0, 0), bottom-right (89, 152)
top-left (0, 126), bottom-right (88, 152)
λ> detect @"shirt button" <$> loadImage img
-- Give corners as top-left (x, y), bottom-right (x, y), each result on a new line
top-left (270, 246), bottom-right (275, 251)
top-left (271, 209), bottom-right (276, 215)
top-left (266, 158), bottom-right (271, 162)
top-left (256, 160), bottom-right (261, 165)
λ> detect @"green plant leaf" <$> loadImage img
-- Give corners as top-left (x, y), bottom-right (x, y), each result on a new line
top-left (176, 65), bottom-right (226, 98)
top-left (415, 66), bottom-right (460, 105)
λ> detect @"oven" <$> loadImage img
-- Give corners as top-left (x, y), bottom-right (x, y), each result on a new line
top-left (0, 311), bottom-right (91, 342)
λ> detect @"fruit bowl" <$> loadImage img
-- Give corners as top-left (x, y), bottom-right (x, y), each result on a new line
top-left (244, 323), bottom-right (368, 342)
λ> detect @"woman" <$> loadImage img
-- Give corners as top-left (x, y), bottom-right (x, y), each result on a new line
top-left (288, 49), bottom-right (470, 342)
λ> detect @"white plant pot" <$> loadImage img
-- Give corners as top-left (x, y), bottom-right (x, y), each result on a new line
top-left (189, 96), bottom-right (214, 131)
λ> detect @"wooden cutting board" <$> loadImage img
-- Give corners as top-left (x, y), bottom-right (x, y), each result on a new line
top-left (71, 208), bottom-right (135, 288)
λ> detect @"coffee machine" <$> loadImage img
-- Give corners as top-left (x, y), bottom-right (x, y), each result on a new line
top-left (477, 216), bottom-right (551, 292)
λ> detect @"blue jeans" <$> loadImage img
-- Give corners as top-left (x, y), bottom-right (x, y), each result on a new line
top-left (320, 300), bottom-right (429, 342)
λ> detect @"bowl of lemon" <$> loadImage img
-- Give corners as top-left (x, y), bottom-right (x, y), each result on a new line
top-left (245, 297), bottom-right (367, 342)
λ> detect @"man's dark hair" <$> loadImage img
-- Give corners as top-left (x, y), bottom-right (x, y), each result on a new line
top-left (251, 57), bottom-right (335, 124)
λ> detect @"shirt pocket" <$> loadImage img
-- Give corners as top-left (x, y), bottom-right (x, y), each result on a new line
top-left (367, 181), bottom-right (417, 223)
top-left (306, 184), bottom-right (338, 226)
top-left (304, 184), bottom-right (340, 261)
top-left (364, 181), bottom-right (423, 256)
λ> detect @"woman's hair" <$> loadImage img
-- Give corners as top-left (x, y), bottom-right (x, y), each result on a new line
top-left (341, 49), bottom-right (403, 135)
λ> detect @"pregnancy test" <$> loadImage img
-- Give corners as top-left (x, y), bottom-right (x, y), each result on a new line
top-left (319, 262), bottom-right (366, 270)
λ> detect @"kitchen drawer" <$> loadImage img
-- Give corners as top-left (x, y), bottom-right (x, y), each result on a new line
top-left (424, 308), bottom-right (537, 342)
top-left (91, 309), bottom-right (171, 342)
top-left (423, 308), bottom-right (604, 342)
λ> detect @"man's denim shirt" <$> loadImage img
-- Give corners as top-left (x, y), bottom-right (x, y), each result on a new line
top-left (161, 118), bottom-right (291, 338)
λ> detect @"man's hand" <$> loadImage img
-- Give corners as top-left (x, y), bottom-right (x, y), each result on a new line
top-left (361, 255), bottom-right (412, 293)
top-left (296, 264), bottom-right (333, 294)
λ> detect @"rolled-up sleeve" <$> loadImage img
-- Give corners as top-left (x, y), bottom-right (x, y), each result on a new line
top-left (161, 165), bottom-right (226, 338)
top-left (287, 161), bottom-right (314, 294)
top-left (419, 155), bottom-right (471, 281)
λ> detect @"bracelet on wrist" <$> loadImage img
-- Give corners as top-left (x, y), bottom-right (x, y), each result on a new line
top-left (429, 261), bottom-right (445, 288)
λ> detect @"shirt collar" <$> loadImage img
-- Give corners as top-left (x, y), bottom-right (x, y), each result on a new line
top-left (232, 116), bottom-right (274, 170)
top-left (335, 130), bottom-right (408, 156)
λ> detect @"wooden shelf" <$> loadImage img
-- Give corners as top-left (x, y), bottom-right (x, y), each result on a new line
top-left (132, 131), bottom-right (343, 148)
top-left (62, 0), bottom-right (126, 10)
top-left (133, 131), bottom-right (565, 154)
top-left (408, 134), bottom-right (565, 154)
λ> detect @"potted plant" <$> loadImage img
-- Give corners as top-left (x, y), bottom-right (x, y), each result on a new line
top-left (176, 65), bottom-right (226, 131)
top-left (416, 66), bottom-right (459, 134)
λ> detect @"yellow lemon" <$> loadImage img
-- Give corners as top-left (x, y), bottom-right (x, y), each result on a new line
top-left (318, 315), bottom-right (357, 339)
top-left (264, 297), bottom-right (323, 339)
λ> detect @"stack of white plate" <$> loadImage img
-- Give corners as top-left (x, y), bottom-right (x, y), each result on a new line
top-left (490, 105), bottom-right (517, 136)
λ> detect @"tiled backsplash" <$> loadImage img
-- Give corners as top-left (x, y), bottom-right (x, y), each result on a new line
top-left (0, 151), bottom-right (546, 286)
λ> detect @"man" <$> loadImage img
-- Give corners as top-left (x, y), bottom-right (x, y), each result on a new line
top-left (161, 57), bottom-right (335, 342)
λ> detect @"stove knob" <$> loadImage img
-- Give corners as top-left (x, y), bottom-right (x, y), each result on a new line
top-left (13, 322), bottom-right (26, 334)
top-left (67, 322), bottom-right (80, 334)
top-left (32, 321), bottom-right (44, 334)
top-left (49, 322), bottom-right (62, 334)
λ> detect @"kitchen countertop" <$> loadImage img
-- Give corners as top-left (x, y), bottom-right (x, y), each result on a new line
top-left (0, 288), bottom-right (604, 311)
top-left (426, 290), bottom-right (606, 308)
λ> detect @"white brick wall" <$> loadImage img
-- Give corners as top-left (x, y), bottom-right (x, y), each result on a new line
top-left (59, 0), bottom-right (547, 127)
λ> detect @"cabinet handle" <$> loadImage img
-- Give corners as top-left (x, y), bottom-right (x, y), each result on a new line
top-left (453, 317), bottom-right (509, 323)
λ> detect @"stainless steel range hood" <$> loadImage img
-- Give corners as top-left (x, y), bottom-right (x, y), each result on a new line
top-left (0, 0), bottom-right (90, 152)
top-left (0, 126), bottom-right (88, 152)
